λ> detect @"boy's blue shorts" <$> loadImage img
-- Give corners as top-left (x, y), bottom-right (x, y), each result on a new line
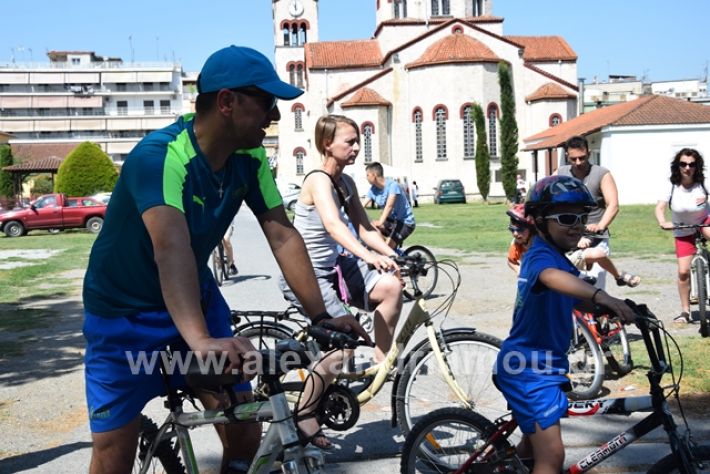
top-left (83, 279), bottom-right (252, 433)
top-left (495, 369), bottom-right (568, 434)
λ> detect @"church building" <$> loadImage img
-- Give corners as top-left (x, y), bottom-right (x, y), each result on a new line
top-left (272, 0), bottom-right (579, 199)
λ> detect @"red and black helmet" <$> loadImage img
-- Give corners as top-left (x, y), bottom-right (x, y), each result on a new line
top-left (506, 203), bottom-right (534, 228)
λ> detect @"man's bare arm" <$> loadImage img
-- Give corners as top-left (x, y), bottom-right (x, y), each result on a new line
top-left (590, 172), bottom-right (619, 232)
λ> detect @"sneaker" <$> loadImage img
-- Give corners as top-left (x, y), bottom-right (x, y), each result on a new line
top-left (229, 264), bottom-right (238, 276)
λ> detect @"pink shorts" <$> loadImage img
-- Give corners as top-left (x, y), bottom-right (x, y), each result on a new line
top-left (675, 216), bottom-right (710, 257)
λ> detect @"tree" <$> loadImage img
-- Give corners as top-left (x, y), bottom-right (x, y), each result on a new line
top-left (31, 174), bottom-right (54, 196)
top-left (0, 145), bottom-right (14, 205)
top-left (472, 103), bottom-right (491, 201)
top-left (498, 62), bottom-right (519, 201)
top-left (55, 142), bottom-right (117, 196)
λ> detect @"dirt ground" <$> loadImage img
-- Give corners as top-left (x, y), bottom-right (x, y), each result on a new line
top-left (0, 251), bottom-right (707, 461)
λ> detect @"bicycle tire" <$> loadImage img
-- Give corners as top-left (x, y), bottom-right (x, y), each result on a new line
top-left (402, 245), bottom-right (438, 300)
top-left (400, 407), bottom-right (515, 474)
top-left (647, 444), bottom-right (710, 473)
top-left (395, 332), bottom-right (503, 435)
top-left (212, 247), bottom-right (223, 287)
top-left (238, 325), bottom-right (295, 392)
top-left (696, 259), bottom-right (709, 338)
top-left (567, 320), bottom-right (604, 400)
top-left (218, 242), bottom-right (229, 284)
top-left (135, 414), bottom-right (185, 474)
top-left (601, 321), bottom-right (633, 376)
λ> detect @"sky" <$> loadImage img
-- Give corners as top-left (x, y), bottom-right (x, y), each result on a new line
top-left (2, 0), bottom-right (708, 83)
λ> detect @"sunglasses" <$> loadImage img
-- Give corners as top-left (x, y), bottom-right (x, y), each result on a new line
top-left (678, 161), bottom-right (697, 168)
top-left (232, 88), bottom-right (278, 112)
top-left (544, 212), bottom-right (588, 227)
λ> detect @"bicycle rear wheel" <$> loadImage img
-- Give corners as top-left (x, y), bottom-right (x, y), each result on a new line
top-left (568, 320), bottom-right (604, 400)
top-left (134, 415), bottom-right (185, 474)
top-left (402, 245), bottom-right (438, 300)
top-left (599, 318), bottom-right (633, 376)
top-left (395, 332), bottom-right (503, 435)
top-left (400, 407), bottom-right (515, 474)
top-left (647, 444), bottom-right (710, 473)
top-left (212, 247), bottom-right (224, 287)
top-left (696, 259), bottom-right (709, 337)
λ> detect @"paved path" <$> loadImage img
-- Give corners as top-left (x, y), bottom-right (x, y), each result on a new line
top-left (1, 207), bottom-right (708, 473)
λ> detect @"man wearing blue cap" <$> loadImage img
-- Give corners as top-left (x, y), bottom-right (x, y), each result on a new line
top-left (82, 46), bottom-right (370, 473)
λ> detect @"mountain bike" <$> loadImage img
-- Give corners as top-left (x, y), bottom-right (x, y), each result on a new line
top-left (568, 306), bottom-right (633, 400)
top-left (666, 224), bottom-right (710, 337)
top-left (134, 327), bottom-right (365, 474)
top-left (232, 258), bottom-right (504, 435)
top-left (401, 301), bottom-right (710, 473)
top-left (211, 241), bottom-right (229, 287)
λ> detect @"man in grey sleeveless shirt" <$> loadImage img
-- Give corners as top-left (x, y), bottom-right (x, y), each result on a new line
top-left (556, 135), bottom-right (639, 289)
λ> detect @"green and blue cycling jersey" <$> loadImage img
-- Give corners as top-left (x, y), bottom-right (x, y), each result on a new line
top-left (83, 114), bottom-right (282, 318)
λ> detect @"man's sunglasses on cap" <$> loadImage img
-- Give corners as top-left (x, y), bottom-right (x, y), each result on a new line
top-left (544, 212), bottom-right (589, 227)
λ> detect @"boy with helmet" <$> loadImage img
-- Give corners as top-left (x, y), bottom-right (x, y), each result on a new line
top-left (506, 203), bottom-right (536, 275)
top-left (494, 175), bottom-right (635, 473)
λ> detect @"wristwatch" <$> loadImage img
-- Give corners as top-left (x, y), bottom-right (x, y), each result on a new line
top-left (289, 0), bottom-right (304, 17)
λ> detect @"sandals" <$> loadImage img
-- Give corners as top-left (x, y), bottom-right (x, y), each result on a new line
top-left (296, 414), bottom-right (335, 451)
top-left (616, 271), bottom-right (641, 288)
top-left (673, 312), bottom-right (692, 324)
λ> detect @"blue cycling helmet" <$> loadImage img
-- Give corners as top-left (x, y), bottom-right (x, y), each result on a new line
top-left (524, 175), bottom-right (596, 216)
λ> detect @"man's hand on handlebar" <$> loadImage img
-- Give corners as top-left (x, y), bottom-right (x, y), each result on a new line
top-left (192, 336), bottom-right (261, 379)
top-left (585, 223), bottom-right (606, 234)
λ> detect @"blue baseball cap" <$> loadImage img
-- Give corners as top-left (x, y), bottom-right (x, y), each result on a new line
top-left (197, 45), bottom-right (304, 100)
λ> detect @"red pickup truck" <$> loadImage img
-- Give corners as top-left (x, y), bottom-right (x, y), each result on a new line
top-left (0, 193), bottom-right (107, 237)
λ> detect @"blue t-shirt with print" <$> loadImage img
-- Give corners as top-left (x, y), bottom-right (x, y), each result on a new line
top-left (495, 237), bottom-right (580, 375)
top-left (367, 178), bottom-right (415, 225)
top-left (83, 114), bottom-right (282, 317)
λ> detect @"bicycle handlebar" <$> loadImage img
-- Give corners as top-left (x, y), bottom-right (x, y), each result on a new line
top-left (662, 223), bottom-right (710, 230)
top-left (307, 325), bottom-right (370, 350)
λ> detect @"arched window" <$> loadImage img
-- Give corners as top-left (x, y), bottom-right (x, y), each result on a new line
top-left (549, 113), bottom-right (562, 127)
top-left (472, 0), bottom-right (484, 16)
top-left (299, 23), bottom-right (307, 44)
top-left (435, 107), bottom-right (448, 161)
top-left (283, 25), bottom-right (290, 46)
top-left (363, 123), bottom-right (374, 163)
top-left (462, 104), bottom-right (475, 160)
top-left (394, 0), bottom-right (407, 18)
top-left (292, 104), bottom-right (304, 131)
top-left (294, 148), bottom-right (306, 175)
top-left (487, 104), bottom-right (498, 158)
top-left (413, 108), bottom-right (423, 162)
top-left (288, 64), bottom-right (296, 86)
top-left (291, 24), bottom-right (299, 46)
top-left (296, 63), bottom-right (304, 88)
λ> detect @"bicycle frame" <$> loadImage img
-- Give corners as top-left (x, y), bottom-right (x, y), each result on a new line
top-left (689, 233), bottom-right (709, 303)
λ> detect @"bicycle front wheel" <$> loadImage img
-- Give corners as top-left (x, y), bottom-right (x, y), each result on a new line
top-left (568, 320), bottom-right (604, 400)
top-left (396, 332), bottom-right (502, 435)
top-left (647, 444), bottom-right (710, 473)
top-left (601, 319), bottom-right (633, 376)
top-left (212, 248), bottom-right (224, 287)
top-left (135, 415), bottom-right (185, 474)
top-left (403, 245), bottom-right (438, 300)
top-left (400, 407), bottom-right (514, 474)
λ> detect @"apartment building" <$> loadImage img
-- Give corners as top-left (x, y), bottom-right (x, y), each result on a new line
top-left (0, 50), bottom-right (183, 163)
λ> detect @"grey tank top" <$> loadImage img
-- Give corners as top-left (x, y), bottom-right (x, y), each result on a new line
top-left (293, 175), bottom-right (353, 268)
top-left (557, 164), bottom-right (609, 225)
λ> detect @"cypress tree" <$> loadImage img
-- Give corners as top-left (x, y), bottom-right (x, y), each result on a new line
top-left (498, 62), bottom-right (519, 201)
top-left (472, 103), bottom-right (491, 201)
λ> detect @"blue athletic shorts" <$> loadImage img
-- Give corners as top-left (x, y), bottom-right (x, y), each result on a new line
top-left (83, 279), bottom-right (251, 433)
top-left (494, 369), bottom-right (568, 434)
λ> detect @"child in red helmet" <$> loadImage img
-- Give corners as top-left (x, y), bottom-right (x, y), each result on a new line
top-left (506, 203), bottom-right (536, 275)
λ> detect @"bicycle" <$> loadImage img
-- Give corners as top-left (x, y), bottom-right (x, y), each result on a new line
top-left (401, 301), bottom-right (710, 473)
top-left (567, 305), bottom-right (633, 400)
top-left (232, 257), bottom-right (504, 435)
top-left (666, 223), bottom-right (710, 338)
top-left (134, 326), bottom-right (365, 474)
top-left (211, 241), bottom-right (230, 287)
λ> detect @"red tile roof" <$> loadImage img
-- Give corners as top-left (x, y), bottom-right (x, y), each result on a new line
top-left (524, 95), bottom-right (710, 151)
top-left (341, 87), bottom-right (391, 108)
top-left (525, 82), bottom-right (576, 102)
top-left (406, 33), bottom-right (500, 70)
top-left (305, 40), bottom-right (383, 70)
top-left (10, 143), bottom-right (77, 164)
top-left (506, 36), bottom-right (577, 62)
top-left (3, 156), bottom-right (64, 172)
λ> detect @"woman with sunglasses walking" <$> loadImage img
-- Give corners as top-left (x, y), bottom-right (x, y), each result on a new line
top-left (656, 148), bottom-right (710, 324)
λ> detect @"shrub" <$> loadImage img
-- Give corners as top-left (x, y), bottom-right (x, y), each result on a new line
top-left (31, 174), bottom-right (54, 196)
top-left (55, 142), bottom-right (117, 196)
top-left (0, 145), bottom-right (14, 205)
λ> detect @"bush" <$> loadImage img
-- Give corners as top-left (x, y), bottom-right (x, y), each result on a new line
top-left (31, 174), bottom-right (54, 196)
top-left (55, 142), bottom-right (117, 196)
top-left (0, 145), bottom-right (14, 205)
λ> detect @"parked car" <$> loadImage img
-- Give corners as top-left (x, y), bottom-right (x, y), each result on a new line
top-left (281, 183), bottom-right (302, 211)
top-left (0, 193), bottom-right (107, 237)
top-left (434, 179), bottom-right (466, 204)
top-left (92, 192), bottom-right (112, 204)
